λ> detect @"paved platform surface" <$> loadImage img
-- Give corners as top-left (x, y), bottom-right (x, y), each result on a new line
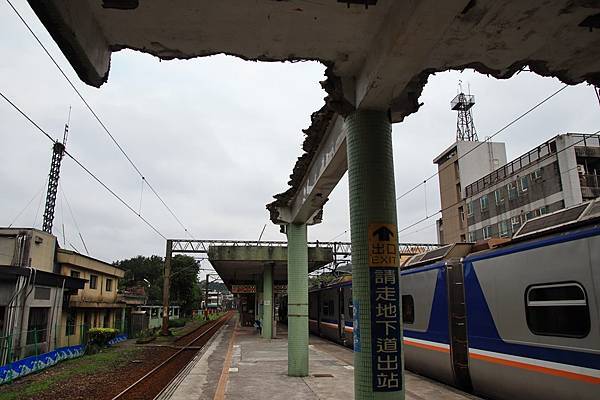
top-left (164, 315), bottom-right (481, 400)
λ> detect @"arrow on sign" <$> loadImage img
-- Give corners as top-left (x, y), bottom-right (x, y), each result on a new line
top-left (373, 226), bottom-right (394, 241)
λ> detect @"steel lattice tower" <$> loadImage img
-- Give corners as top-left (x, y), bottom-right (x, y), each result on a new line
top-left (451, 92), bottom-right (478, 141)
top-left (42, 123), bottom-right (68, 234)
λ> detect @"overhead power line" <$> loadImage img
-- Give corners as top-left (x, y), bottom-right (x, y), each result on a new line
top-left (327, 84), bottom-right (571, 242)
top-left (396, 84), bottom-right (569, 202)
top-left (397, 129), bottom-right (600, 234)
top-left (5, 0), bottom-right (194, 240)
top-left (0, 89), bottom-right (167, 240)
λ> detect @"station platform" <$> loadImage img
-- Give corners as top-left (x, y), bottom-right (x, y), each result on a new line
top-left (162, 315), bottom-right (480, 400)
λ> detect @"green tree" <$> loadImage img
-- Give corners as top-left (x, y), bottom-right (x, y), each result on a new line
top-left (114, 254), bottom-right (202, 315)
top-left (170, 255), bottom-right (201, 314)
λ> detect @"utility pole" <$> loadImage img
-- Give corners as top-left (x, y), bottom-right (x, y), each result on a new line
top-left (162, 240), bottom-right (172, 336)
top-left (205, 273), bottom-right (210, 319)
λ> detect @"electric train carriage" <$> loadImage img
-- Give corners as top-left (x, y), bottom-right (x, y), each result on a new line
top-left (302, 201), bottom-right (600, 400)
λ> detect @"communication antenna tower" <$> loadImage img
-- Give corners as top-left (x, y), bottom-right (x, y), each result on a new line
top-left (42, 108), bottom-right (71, 234)
top-left (451, 84), bottom-right (478, 141)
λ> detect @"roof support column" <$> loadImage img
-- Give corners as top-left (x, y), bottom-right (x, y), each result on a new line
top-left (262, 264), bottom-right (273, 339)
top-left (346, 110), bottom-right (404, 399)
top-left (286, 223), bottom-right (309, 377)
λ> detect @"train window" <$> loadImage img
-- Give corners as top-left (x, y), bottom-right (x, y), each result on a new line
top-left (526, 283), bottom-right (590, 338)
top-left (402, 295), bottom-right (414, 324)
top-left (347, 299), bottom-right (353, 319)
top-left (322, 301), bottom-right (329, 316)
top-left (322, 300), bottom-right (334, 316)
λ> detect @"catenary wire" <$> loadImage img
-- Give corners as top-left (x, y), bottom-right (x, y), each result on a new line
top-left (395, 84), bottom-right (569, 201)
top-left (397, 129), bottom-right (600, 234)
top-left (327, 84), bottom-right (572, 241)
top-left (0, 89), bottom-right (167, 240)
top-left (5, 0), bottom-right (194, 240)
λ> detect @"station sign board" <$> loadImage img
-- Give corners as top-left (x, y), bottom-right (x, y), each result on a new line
top-left (231, 284), bottom-right (256, 294)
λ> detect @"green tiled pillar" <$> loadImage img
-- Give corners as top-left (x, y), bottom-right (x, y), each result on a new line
top-left (286, 223), bottom-right (309, 376)
top-left (346, 110), bottom-right (404, 400)
top-left (263, 264), bottom-right (273, 339)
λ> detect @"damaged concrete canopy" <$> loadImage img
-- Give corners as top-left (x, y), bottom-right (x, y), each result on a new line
top-left (26, 0), bottom-right (600, 224)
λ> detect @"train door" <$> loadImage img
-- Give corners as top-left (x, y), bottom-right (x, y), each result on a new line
top-left (445, 259), bottom-right (472, 392)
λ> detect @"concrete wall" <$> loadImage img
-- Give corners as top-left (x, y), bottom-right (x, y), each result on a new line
top-left (61, 263), bottom-right (119, 304)
top-left (0, 229), bottom-right (56, 271)
top-left (457, 141), bottom-right (507, 193)
top-left (434, 140), bottom-right (507, 244)
top-left (556, 135), bottom-right (583, 207)
top-left (466, 159), bottom-right (563, 228)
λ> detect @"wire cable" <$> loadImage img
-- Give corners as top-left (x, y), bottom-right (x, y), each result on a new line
top-left (396, 84), bottom-right (569, 201)
top-left (397, 129), bottom-right (600, 234)
top-left (61, 187), bottom-right (90, 254)
top-left (7, 180), bottom-right (47, 228)
top-left (5, 0), bottom-right (195, 240)
top-left (0, 89), bottom-right (167, 240)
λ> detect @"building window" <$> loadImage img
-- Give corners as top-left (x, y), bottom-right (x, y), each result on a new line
top-left (26, 307), bottom-right (49, 344)
top-left (507, 182), bottom-right (517, 200)
top-left (105, 278), bottom-right (113, 292)
top-left (458, 206), bottom-right (465, 222)
top-left (34, 287), bottom-right (51, 300)
top-left (467, 231), bottom-right (476, 242)
top-left (511, 216), bottom-right (521, 230)
top-left (89, 275), bottom-right (98, 289)
top-left (520, 176), bottom-right (529, 192)
top-left (482, 225), bottom-right (492, 240)
top-left (104, 313), bottom-right (110, 328)
top-left (480, 195), bottom-right (489, 211)
top-left (70, 270), bottom-right (80, 279)
top-left (539, 206), bottom-right (549, 215)
top-left (525, 210), bottom-right (538, 221)
top-left (466, 201), bottom-right (474, 216)
top-left (498, 220), bottom-right (510, 238)
top-left (532, 168), bottom-right (542, 180)
top-left (66, 309), bottom-right (77, 336)
top-left (494, 189), bottom-right (504, 205)
top-left (402, 295), bottom-right (414, 324)
top-left (526, 282), bottom-right (590, 338)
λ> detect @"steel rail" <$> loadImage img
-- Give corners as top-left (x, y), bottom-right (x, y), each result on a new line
top-left (111, 313), bottom-right (232, 400)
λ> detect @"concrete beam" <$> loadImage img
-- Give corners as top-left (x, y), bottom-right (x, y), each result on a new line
top-left (28, 0), bottom-right (111, 87)
top-left (354, 0), bottom-right (467, 116)
top-left (276, 115), bottom-right (347, 225)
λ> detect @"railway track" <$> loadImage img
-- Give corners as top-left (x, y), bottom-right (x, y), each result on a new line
top-left (112, 311), bottom-right (233, 400)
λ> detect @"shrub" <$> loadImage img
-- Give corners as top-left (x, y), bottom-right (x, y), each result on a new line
top-left (87, 328), bottom-right (118, 347)
top-left (167, 318), bottom-right (187, 328)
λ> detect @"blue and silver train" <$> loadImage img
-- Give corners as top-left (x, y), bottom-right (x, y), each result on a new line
top-left (302, 202), bottom-right (600, 400)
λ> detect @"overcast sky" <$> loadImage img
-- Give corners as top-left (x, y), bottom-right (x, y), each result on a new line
top-left (1, 0), bottom-right (599, 279)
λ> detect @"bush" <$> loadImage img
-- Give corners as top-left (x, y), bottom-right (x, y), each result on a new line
top-left (167, 318), bottom-right (187, 328)
top-left (87, 328), bottom-right (118, 347)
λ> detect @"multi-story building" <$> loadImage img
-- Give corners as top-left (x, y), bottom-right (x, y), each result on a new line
top-left (0, 228), bottom-right (84, 362)
top-left (464, 133), bottom-right (600, 241)
top-left (433, 140), bottom-right (507, 244)
top-left (0, 227), bottom-right (126, 360)
top-left (56, 249), bottom-right (125, 346)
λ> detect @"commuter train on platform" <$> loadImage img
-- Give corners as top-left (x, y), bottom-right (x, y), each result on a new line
top-left (287, 200), bottom-right (600, 400)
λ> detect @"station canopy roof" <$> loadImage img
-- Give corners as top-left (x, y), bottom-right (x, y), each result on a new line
top-left (208, 244), bottom-right (333, 290)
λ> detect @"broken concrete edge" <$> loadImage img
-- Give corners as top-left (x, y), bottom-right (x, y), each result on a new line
top-left (266, 59), bottom-right (600, 225)
top-left (266, 103), bottom-right (336, 225)
top-left (27, 0), bottom-right (110, 88)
